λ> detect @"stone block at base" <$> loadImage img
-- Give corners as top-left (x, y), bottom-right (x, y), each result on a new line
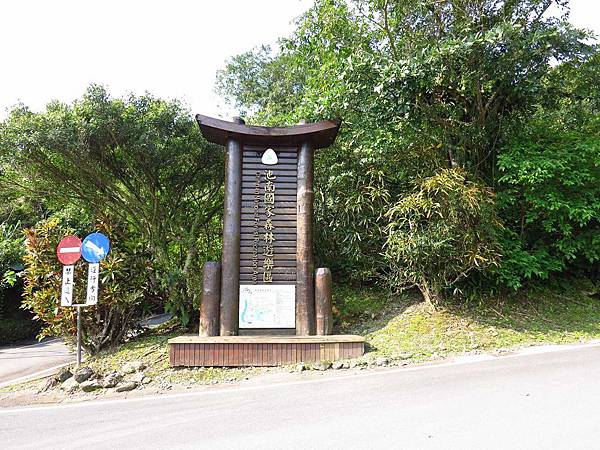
top-left (168, 335), bottom-right (365, 367)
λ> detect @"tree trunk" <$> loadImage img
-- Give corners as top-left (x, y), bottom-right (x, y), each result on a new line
top-left (419, 280), bottom-right (441, 309)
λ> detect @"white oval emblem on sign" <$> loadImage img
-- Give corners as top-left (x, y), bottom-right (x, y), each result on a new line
top-left (261, 148), bottom-right (278, 165)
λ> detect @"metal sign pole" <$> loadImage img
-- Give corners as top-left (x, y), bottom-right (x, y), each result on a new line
top-left (76, 305), bottom-right (82, 367)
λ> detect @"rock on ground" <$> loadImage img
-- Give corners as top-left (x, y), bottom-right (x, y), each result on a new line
top-left (314, 362), bottom-right (332, 371)
top-left (55, 368), bottom-right (73, 383)
top-left (39, 377), bottom-right (58, 393)
top-left (101, 372), bottom-right (122, 388)
top-left (74, 366), bottom-right (94, 383)
top-left (129, 372), bottom-right (146, 383)
top-left (115, 382), bottom-right (138, 393)
top-left (79, 380), bottom-right (102, 392)
top-left (61, 377), bottom-right (79, 393)
top-left (376, 357), bottom-right (389, 367)
top-left (121, 361), bottom-right (146, 374)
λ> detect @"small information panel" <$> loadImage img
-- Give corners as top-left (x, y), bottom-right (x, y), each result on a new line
top-left (239, 285), bottom-right (295, 329)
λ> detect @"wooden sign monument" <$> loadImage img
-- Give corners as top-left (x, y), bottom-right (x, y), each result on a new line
top-left (168, 116), bottom-right (365, 367)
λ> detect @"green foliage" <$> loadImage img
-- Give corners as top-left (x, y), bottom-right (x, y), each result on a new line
top-left (0, 222), bottom-right (26, 317)
top-left (496, 113), bottom-right (600, 288)
top-left (217, 0), bottom-right (597, 298)
top-left (385, 169), bottom-right (501, 303)
top-left (0, 318), bottom-right (39, 345)
top-left (1, 86), bottom-right (224, 325)
top-left (21, 216), bottom-right (150, 354)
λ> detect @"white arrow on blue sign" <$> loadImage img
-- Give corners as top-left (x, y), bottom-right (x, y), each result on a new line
top-left (81, 232), bottom-right (110, 264)
top-left (81, 232), bottom-right (110, 306)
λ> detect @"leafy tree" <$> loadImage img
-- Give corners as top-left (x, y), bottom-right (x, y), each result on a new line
top-left (217, 0), bottom-right (595, 297)
top-left (22, 217), bottom-right (150, 353)
top-left (494, 54), bottom-right (600, 288)
top-left (385, 169), bottom-right (501, 304)
top-left (0, 86), bottom-right (223, 324)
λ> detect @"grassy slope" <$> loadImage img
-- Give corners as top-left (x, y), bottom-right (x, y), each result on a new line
top-left (7, 279), bottom-right (595, 393)
top-left (335, 281), bottom-right (600, 362)
top-left (85, 325), bottom-right (262, 384)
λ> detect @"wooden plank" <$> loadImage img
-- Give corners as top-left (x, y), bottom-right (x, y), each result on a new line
top-left (225, 344), bottom-right (232, 366)
top-left (170, 335), bottom-right (365, 344)
top-left (240, 253), bottom-right (297, 261)
top-left (241, 177), bottom-right (297, 183)
top-left (242, 201), bottom-right (296, 208)
top-left (240, 242), bottom-right (296, 250)
top-left (240, 219), bottom-right (297, 226)
top-left (232, 344), bottom-right (239, 367)
top-left (243, 151), bottom-right (298, 157)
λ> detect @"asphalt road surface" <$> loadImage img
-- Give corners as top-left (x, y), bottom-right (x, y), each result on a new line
top-left (2, 343), bottom-right (600, 449)
top-left (0, 339), bottom-right (74, 387)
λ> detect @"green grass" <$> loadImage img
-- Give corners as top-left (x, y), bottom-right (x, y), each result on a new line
top-left (85, 325), bottom-right (262, 385)
top-left (4, 280), bottom-right (599, 396)
top-left (335, 281), bottom-right (600, 362)
top-left (87, 281), bottom-right (600, 374)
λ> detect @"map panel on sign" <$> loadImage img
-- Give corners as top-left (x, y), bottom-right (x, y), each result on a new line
top-left (239, 284), bottom-right (295, 328)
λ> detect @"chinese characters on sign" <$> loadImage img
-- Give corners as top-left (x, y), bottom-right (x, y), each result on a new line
top-left (86, 263), bottom-right (100, 305)
top-left (252, 171), bottom-right (261, 283)
top-left (61, 265), bottom-right (74, 306)
top-left (263, 169), bottom-right (277, 283)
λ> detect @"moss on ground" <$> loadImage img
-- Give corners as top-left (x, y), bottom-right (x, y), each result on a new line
top-left (4, 280), bottom-right (599, 396)
top-left (85, 324), bottom-right (264, 385)
top-left (338, 281), bottom-right (600, 362)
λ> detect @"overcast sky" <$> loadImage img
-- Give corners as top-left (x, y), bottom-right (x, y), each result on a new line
top-left (0, 0), bottom-right (597, 120)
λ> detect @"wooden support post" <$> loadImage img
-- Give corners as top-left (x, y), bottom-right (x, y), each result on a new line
top-left (220, 118), bottom-right (244, 336)
top-left (199, 261), bottom-right (221, 337)
top-left (296, 140), bottom-right (315, 335)
top-left (315, 268), bottom-right (333, 336)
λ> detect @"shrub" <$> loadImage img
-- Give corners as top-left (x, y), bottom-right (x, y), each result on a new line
top-left (496, 115), bottom-right (600, 289)
top-left (0, 222), bottom-right (25, 318)
top-left (384, 169), bottom-right (501, 304)
top-left (0, 318), bottom-right (39, 345)
top-left (21, 216), bottom-right (152, 354)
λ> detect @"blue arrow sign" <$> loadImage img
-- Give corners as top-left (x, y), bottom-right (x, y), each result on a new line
top-left (81, 232), bottom-right (110, 263)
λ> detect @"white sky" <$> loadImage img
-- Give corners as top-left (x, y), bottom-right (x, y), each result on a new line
top-left (0, 0), bottom-right (597, 121)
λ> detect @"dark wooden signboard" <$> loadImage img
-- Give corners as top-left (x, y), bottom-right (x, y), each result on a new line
top-left (240, 146), bottom-right (298, 286)
top-left (196, 115), bottom-right (340, 337)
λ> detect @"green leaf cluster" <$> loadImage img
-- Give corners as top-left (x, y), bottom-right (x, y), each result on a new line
top-left (217, 0), bottom-right (599, 298)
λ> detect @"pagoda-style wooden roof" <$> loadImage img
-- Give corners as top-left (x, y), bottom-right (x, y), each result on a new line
top-left (195, 114), bottom-right (341, 149)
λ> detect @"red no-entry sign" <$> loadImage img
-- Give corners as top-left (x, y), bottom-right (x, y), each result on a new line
top-left (56, 235), bottom-right (82, 265)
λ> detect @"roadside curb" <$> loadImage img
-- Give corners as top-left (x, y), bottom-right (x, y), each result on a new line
top-left (0, 360), bottom-right (77, 389)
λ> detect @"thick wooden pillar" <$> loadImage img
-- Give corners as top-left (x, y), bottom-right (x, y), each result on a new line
top-left (315, 267), bottom-right (333, 335)
top-left (296, 140), bottom-right (315, 335)
top-left (199, 261), bottom-right (220, 337)
top-left (220, 121), bottom-right (243, 336)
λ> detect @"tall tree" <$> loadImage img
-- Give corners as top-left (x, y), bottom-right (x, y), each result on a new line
top-left (0, 86), bottom-right (223, 323)
top-left (217, 0), bottom-right (597, 293)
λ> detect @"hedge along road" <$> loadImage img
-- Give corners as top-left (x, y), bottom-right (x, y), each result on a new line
top-left (2, 342), bottom-right (600, 449)
top-left (0, 338), bottom-right (75, 387)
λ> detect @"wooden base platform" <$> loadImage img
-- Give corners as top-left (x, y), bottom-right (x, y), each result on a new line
top-left (168, 335), bottom-right (365, 367)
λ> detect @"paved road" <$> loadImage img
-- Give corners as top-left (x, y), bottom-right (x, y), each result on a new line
top-left (0, 339), bottom-right (75, 387)
top-left (2, 344), bottom-right (600, 449)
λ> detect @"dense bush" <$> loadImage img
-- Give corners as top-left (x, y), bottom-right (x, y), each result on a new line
top-left (0, 222), bottom-right (26, 318)
top-left (22, 217), bottom-right (152, 354)
top-left (495, 115), bottom-right (600, 289)
top-left (385, 169), bottom-right (501, 304)
top-left (217, 0), bottom-right (598, 299)
top-left (0, 318), bottom-right (39, 346)
top-left (1, 86), bottom-right (223, 325)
